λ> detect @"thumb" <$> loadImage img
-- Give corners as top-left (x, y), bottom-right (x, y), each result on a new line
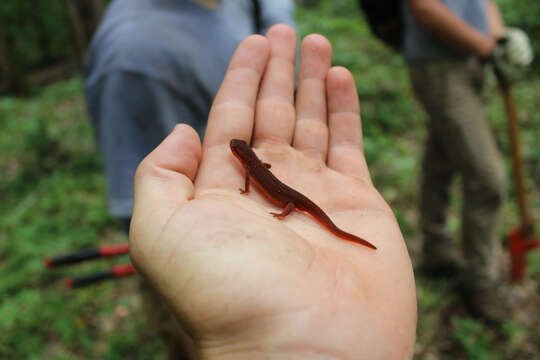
top-left (130, 124), bottom-right (201, 258)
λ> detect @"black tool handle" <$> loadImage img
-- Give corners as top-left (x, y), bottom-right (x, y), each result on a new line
top-left (66, 270), bottom-right (113, 288)
top-left (65, 264), bottom-right (136, 288)
top-left (44, 249), bottom-right (101, 267)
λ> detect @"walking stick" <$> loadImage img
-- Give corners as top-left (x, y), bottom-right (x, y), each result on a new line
top-left (494, 67), bottom-right (539, 282)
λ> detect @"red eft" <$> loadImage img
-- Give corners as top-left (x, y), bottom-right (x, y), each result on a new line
top-left (230, 139), bottom-right (377, 250)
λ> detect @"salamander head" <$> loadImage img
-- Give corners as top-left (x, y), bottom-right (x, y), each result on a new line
top-left (230, 139), bottom-right (260, 168)
top-left (230, 139), bottom-right (246, 151)
top-left (230, 139), bottom-right (249, 159)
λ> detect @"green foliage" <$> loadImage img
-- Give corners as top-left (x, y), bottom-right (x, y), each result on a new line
top-left (450, 318), bottom-right (532, 360)
top-left (497, 0), bottom-right (540, 59)
top-left (452, 317), bottom-right (495, 360)
top-left (0, 78), bottom-right (164, 358)
top-left (0, 1), bottom-right (74, 70)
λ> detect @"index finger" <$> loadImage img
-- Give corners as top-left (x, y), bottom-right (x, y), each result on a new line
top-left (202, 35), bottom-right (270, 151)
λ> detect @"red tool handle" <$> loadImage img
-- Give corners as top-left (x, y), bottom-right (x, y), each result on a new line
top-left (44, 243), bottom-right (129, 268)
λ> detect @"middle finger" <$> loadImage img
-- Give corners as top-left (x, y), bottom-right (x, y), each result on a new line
top-left (293, 34), bottom-right (332, 161)
top-left (252, 24), bottom-right (298, 147)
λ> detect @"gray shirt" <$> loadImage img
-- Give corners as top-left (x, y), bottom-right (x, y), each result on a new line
top-left (402, 0), bottom-right (489, 63)
top-left (85, 0), bottom-right (295, 217)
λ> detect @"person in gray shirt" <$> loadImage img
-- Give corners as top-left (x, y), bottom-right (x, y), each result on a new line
top-left (85, 1), bottom-right (295, 357)
top-left (85, 0), bottom-right (295, 225)
top-left (403, 0), bottom-right (532, 321)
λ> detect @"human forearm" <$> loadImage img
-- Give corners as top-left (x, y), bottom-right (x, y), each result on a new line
top-left (408, 0), bottom-right (496, 57)
top-left (486, 0), bottom-right (504, 38)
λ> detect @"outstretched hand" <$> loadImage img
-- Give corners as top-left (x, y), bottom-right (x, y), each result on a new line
top-left (130, 24), bottom-right (416, 360)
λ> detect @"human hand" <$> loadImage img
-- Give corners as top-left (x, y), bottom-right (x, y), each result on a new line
top-left (493, 27), bottom-right (533, 78)
top-left (129, 24), bottom-right (417, 360)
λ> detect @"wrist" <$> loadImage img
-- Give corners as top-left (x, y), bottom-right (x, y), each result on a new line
top-left (199, 343), bottom-right (340, 360)
top-left (202, 352), bottom-right (338, 360)
top-left (198, 337), bottom-right (341, 360)
top-left (477, 35), bottom-right (498, 59)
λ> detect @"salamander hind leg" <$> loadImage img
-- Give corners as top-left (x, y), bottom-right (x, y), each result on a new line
top-left (271, 202), bottom-right (295, 219)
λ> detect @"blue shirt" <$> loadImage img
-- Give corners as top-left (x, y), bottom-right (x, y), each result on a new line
top-left (85, 0), bottom-right (295, 217)
top-left (402, 0), bottom-right (489, 63)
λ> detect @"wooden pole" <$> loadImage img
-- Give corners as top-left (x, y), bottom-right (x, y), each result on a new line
top-left (84, 0), bottom-right (105, 36)
top-left (0, 24), bottom-right (10, 91)
top-left (0, 24), bottom-right (25, 93)
top-left (62, 0), bottom-right (88, 67)
top-left (494, 67), bottom-right (534, 234)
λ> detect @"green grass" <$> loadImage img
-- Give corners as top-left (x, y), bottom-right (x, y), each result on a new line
top-left (0, 78), bottom-right (166, 359)
top-left (1, 1), bottom-right (539, 358)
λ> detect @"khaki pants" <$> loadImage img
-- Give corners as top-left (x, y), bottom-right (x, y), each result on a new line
top-left (409, 58), bottom-right (506, 288)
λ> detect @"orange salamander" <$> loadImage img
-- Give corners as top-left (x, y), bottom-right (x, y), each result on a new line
top-left (230, 139), bottom-right (376, 250)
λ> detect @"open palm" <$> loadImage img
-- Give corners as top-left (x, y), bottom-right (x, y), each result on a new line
top-left (130, 25), bottom-right (416, 360)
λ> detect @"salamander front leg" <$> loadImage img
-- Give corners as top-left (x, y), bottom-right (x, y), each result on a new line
top-left (271, 202), bottom-right (295, 219)
top-left (239, 168), bottom-right (250, 194)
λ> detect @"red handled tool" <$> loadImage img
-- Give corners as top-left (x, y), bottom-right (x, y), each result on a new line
top-left (64, 264), bottom-right (136, 288)
top-left (494, 67), bottom-right (539, 282)
top-left (44, 243), bottom-right (129, 267)
top-left (44, 243), bottom-right (135, 287)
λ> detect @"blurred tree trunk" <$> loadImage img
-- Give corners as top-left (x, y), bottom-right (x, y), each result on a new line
top-left (1, 0), bottom-right (107, 93)
top-left (80, 0), bottom-right (105, 37)
top-left (32, 0), bottom-right (54, 64)
top-left (0, 25), bottom-right (9, 89)
top-left (62, 0), bottom-right (105, 67)
top-left (0, 24), bottom-right (24, 93)
top-left (62, 0), bottom-right (87, 66)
